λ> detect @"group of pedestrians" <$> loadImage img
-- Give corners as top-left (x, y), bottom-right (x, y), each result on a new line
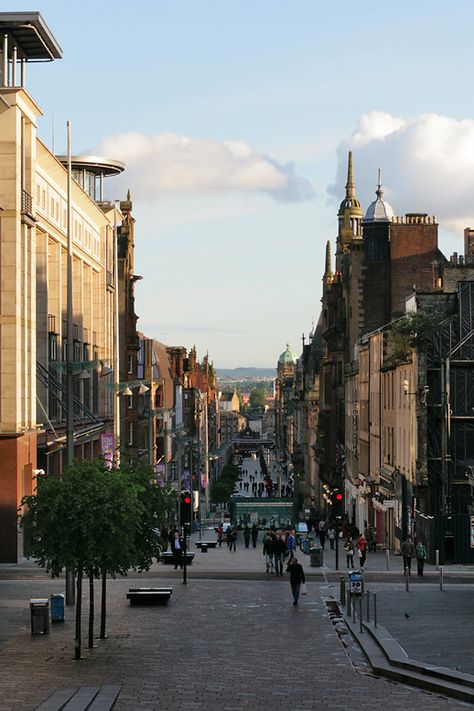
top-left (343, 532), bottom-right (367, 569)
top-left (262, 529), bottom-right (297, 574)
top-left (401, 536), bottom-right (428, 576)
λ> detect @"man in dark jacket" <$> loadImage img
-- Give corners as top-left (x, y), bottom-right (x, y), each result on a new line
top-left (272, 532), bottom-right (286, 576)
top-left (251, 524), bottom-right (258, 548)
top-left (171, 531), bottom-right (184, 569)
top-left (286, 556), bottom-right (306, 605)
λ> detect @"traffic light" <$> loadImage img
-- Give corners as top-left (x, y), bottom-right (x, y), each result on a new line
top-left (333, 490), bottom-right (343, 518)
top-left (180, 491), bottom-right (192, 526)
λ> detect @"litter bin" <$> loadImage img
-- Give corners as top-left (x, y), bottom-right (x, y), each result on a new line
top-left (349, 569), bottom-right (363, 595)
top-left (201, 543), bottom-right (208, 553)
top-left (50, 593), bottom-right (65, 623)
top-left (30, 598), bottom-right (50, 635)
top-left (310, 547), bottom-right (323, 567)
top-left (302, 538), bottom-right (311, 555)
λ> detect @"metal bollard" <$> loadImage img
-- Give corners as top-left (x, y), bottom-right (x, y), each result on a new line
top-left (386, 549), bottom-right (390, 571)
top-left (439, 566), bottom-right (443, 591)
top-left (340, 577), bottom-right (346, 606)
top-left (405, 572), bottom-right (409, 592)
top-left (373, 592), bottom-right (377, 628)
top-left (366, 589), bottom-right (370, 623)
top-left (435, 549), bottom-right (439, 571)
top-left (359, 596), bottom-right (363, 633)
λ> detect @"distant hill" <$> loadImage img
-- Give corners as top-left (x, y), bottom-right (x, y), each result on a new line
top-left (217, 367), bottom-right (276, 380)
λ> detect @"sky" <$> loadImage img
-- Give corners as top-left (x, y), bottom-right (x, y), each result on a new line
top-left (9, 1), bottom-right (474, 367)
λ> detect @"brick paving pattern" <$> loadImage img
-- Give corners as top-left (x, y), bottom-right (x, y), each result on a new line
top-left (0, 572), bottom-right (468, 710)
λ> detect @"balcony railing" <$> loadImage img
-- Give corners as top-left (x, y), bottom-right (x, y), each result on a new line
top-left (21, 189), bottom-right (34, 218)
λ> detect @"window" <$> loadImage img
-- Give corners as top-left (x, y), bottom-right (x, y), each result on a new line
top-left (48, 334), bottom-right (58, 362)
top-left (128, 422), bottom-right (134, 447)
top-left (128, 355), bottom-right (134, 375)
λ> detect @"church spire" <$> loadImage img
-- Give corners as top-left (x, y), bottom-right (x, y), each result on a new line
top-left (337, 150), bottom-right (363, 251)
top-left (324, 240), bottom-right (333, 282)
top-left (345, 150), bottom-right (356, 199)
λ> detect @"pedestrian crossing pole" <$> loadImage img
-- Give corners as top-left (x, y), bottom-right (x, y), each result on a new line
top-left (183, 524), bottom-right (188, 585)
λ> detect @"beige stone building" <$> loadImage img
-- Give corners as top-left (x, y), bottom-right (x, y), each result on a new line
top-left (0, 14), bottom-right (124, 561)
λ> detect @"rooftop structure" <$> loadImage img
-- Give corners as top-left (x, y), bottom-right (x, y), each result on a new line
top-left (0, 12), bottom-right (62, 88)
top-left (364, 175), bottom-right (395, 222)
top-left (56, 155), bottom-right (125, 201)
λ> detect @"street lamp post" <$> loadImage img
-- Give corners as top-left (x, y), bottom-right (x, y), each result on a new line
top-left (65, 121), bottom-right (75, 607)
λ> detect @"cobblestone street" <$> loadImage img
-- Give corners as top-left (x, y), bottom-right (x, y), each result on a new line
top-left (0, 561), bottom-right (470, 710)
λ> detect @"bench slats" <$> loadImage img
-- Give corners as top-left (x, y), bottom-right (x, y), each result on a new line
top-left (62, 687), bottom-right (100, 710)
top-left (34, 688), bottom-right (78, 711)
top-left (88, 684), bottom-right (122, 711)
top-left (127, 591), bottom-right (171, 605)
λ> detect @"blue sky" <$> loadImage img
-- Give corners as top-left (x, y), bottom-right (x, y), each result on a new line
top-left (10, 1), bottom-right (474, 366)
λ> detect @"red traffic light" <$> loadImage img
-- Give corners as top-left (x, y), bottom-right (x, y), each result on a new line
top-left (183, 495), bottom-right (192, 504)
top-left (335, 493), bottom-right (343, 501)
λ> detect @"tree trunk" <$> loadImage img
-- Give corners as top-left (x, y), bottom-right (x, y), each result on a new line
top-left (100, 569), bottom-right (107, 639)
top-left (88, 570), bottom-right (95, 648)
top-left (75, 568), bottom-right (83, 660)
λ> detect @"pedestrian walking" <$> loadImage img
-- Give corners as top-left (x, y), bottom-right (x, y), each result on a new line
top-left (263, 531), bottom-right (274, 573)
top-left (272, 532), bottom-right (285, 576)
top-left (416, 540), bottom-right (427, 576)
top-left (229, 527), bottom-right (237, 552)
top-left (171, 531), bottom-right (184, 569)
top-left (327, 527), bottom-right (336, 550)
top-left (216, 524), bottom-right (223, 547)
top-left (287, 529), bottom-right (296, 561)
top-left (286, 556), bottom-right (306, 605)
top-left (357, 533), bottom-right (367, 568)
top-left (344, 537), bottom-right (354, 569)
top-left (401, 536), bottom-right (415, 576)
top-left (370, 526), bottom-right (377, 552)
top-left (243, 524), bottom-right (251, 548)
top-left (251, 523), bottom-right (258, 548)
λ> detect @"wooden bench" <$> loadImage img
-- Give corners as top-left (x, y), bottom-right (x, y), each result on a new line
top-left (161, 551), bottom-right (195, 565)
top-left (35, 684), bottom-right (121, 711)
top-left (126, 587), bottom-right (172, 605)
top-left (195, 541), bottom-right (217, 549)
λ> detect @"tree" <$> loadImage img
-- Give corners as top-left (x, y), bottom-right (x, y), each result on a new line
top-left (249, 385), bottom-right (266, 409)
top-left (210, 463), bottom-right (241, 505)
top-left (22, 460), bottom-right (141, 659)
top-left (389, 312), bottom-right (435, 360)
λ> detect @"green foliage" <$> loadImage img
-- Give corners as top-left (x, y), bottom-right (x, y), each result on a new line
top-left (210, 463), bottom-right (241, 504)
top-left (21, 458), bottom-right (178, 577)
top-left (119, 459), bottom-right (178, 572)
top-left (249, 385), bottom-right (267, 409)
top-left (389, 312), bottom-right (434, 360)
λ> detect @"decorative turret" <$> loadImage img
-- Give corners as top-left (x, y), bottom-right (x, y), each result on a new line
top-left (324, 240), bottom-right (333, 283)
top-left (337, 151), bottom-right (363, 250)
top-left (278, 343), bottom-right (296, 366)
top-left (364, 171), bottom-right (394, 222)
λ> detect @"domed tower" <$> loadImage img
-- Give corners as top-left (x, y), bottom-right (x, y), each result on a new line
top-left (363, 172), bottom-right (394, 223)
top-left (361, 173), bottom-right (393, 332)
top-left (336, 151), bottom-right (363, 264)
top-left (278, 343), bottom-right (297, 369)
top-left (275, 344), bottom-right (297, 456)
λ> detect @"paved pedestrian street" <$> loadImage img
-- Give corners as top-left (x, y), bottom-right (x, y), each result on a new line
top-left (0, 566), bottom-right (469, 710)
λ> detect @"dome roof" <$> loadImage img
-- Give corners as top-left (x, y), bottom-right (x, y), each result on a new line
top-left (278, 343), bottom-right (297, 365)
top-left (364, 185), bottom-right (394, 222)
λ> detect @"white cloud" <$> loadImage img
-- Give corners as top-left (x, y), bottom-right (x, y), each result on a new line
top-left (93, 132), bottom-right (314, 202)
top-left (329, 111), bottom-right (474, 234)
